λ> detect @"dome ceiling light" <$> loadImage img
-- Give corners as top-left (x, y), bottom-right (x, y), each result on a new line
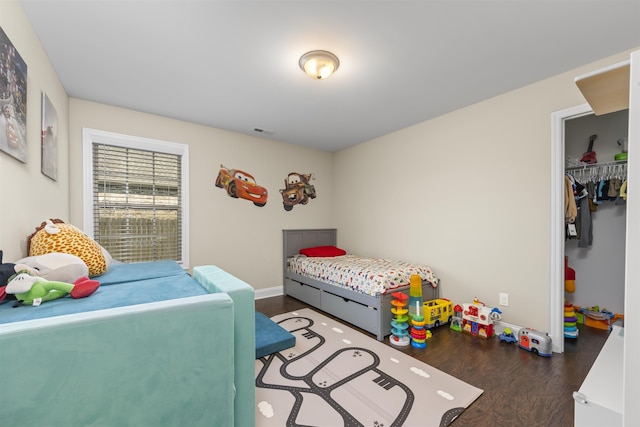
top-left (299, 50), bottom-right (340, 80)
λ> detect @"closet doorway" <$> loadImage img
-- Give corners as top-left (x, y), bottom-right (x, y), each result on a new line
top-left (550, 105), bottom-right (629, 353)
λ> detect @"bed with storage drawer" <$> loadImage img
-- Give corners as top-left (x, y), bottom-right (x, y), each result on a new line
top-left (283, 228), bottom-right (439, 341)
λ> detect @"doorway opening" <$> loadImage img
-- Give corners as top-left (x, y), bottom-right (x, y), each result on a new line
top-left (551, 103), bottom-right (629, 353)
top-left (550, 103), bottom-right (593, 354)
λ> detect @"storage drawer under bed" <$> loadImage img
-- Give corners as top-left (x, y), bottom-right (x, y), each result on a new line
top-left (284, 277), bottom-right (321, 307)
top-left (321, 290), bottom-right (379, 334)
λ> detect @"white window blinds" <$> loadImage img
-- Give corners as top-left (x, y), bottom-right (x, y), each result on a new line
top-left (91, 143), bottom-right (183, 264)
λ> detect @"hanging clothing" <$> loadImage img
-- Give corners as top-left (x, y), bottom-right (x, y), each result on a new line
top-left (564, 175), bottom-right (577, 223)
top-left (616, 180), bottom-right (627, 206)
top-left (620, 180), bottom-right (628, 200)
top-left (565, 161), bottom-right (627, 245)
top-left (608, 178), bottom-right (621, 199)
top-left (576, 196), bottom-right (593, 248)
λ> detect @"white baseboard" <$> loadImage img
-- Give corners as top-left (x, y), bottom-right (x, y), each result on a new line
top-left (252, 290), bottom-right (539, 347)
top-left (494, 319), bottom-right (523, 335)
top-left (493, 320), bottom-right (560, 354)
top-left (255, 286), bottom-right (283, 300)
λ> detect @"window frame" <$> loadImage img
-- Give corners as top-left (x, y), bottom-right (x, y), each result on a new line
top-left (82, 128), bottom-right (189, 268)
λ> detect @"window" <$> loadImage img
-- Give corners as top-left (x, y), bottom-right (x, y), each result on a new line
top-left (83, 129), bottom-right (189, 267)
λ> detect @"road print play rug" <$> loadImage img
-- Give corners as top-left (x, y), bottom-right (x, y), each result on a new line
top-left (255, 308), bottom-right (483, 427)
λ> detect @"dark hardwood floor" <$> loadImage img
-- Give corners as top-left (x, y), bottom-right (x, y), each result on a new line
top-left (256, 295), bottom-right (612, 427)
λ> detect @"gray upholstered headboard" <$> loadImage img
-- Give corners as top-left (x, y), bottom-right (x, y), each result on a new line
top-left (282, 229), bottom-right (337, 270)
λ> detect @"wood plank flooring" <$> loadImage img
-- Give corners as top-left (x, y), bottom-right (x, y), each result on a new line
top-left (256, 295), bottom-right (612, 427)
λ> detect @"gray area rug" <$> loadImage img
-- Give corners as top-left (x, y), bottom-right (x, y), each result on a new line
top-left (255, 308), bottom-right (483, 427)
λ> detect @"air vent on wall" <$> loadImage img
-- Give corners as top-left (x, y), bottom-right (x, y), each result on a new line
top-left (253, 128), bottom-right (275, 135)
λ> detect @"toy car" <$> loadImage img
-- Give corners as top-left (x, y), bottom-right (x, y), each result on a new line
top-left (518, 327), bottom-right (552, 357)
top-left (279, 172), bottom-right (316, 211)
top-left (498, 328), bottom-right (517, 344)
top-left (215, 165), bottom-right (268, 207)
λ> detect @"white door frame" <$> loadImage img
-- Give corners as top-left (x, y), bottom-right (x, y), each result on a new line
top-left (623, 49), bottom-right (639, 425)
top-left (550, 103), bottom-right (593, 354)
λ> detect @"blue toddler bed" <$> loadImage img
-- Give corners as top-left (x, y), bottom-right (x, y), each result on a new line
top-left (0, 260), bottom-right (256, 427)
top-left (0, 260), bottom-right (207, 323)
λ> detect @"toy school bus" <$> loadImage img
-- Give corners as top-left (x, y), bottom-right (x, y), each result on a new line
top-left (518, 327), bottom-right (552, 357)
top-left (423, 299), bottom-right (453, 329)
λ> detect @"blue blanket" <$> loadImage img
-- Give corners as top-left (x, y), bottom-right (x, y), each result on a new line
top-left (0, 261), bottom-right (208, 324)
top-left (96, 260), bottom-right (187, 286)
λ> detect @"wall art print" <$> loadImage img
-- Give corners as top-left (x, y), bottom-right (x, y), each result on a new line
top-left (215, 164), bottom-right (268, 207)
top-left (279, 172), bottom-right (316, 211)
top-left (0, 25), bottom-right (28, 163)
top-left (41, 92), bottom-right (58, 180)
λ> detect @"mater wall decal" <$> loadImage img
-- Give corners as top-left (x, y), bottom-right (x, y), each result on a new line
top-left (279, 172), bottom-right (316, 211)
top-left (215, 164), bottom-right (268, 207)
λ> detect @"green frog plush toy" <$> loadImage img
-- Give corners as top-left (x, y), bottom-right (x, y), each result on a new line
top-left (5, 271), bottom-right (100, 306)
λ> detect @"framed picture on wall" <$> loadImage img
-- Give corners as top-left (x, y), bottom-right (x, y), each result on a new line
top-left (41, 92), bottom-right (58, 180)
top-left (0, 25), bottom-right (28, 163)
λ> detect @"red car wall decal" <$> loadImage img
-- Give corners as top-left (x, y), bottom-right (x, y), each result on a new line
top-left (215, 164), bottom-right (268, 207)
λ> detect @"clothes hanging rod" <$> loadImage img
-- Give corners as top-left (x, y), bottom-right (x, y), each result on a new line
top-left (565, 160), bottom-right (627, 171)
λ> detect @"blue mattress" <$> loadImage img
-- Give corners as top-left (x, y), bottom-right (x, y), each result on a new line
top-left (0, 261), bottom-right (208, 324)
top-left (96, 260), bottom-right (187, 286)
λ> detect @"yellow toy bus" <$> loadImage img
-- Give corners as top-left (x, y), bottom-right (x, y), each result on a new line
top-left (422, 298), bottom-right (453, 329)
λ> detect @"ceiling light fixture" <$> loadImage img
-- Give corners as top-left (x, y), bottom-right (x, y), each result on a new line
top-left (299, 50), bottom-right (340, 80)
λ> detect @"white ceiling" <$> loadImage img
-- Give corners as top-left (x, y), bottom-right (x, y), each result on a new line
top-left (20, 0), bottom-right (640, 152)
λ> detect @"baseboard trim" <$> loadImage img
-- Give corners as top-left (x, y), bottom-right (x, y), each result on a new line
top-left (253, 291), bottom-right (543, 349)
top-left (255, 286), bottom-right (283, 300)
top-left (494, 320), bottom-right (560, 354)
top-left (494, 320), bottom-right (523, 336)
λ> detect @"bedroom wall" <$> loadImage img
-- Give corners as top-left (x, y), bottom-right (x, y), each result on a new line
top-left (333, 49), bottom-right (636, 332)
top-left (3, 0), bottom-right (637, 331)
top-left (67, 99), bottom-right (334, 291)
top-left (0, 1), bottom-right (69, 261)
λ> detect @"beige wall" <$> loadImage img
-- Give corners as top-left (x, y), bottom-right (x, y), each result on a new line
top-left (2, 0), bottom-right (637, 331)
top-left (68, 99), bottom-right (334, 289)
top-left (0, 1), bottom-right (69, 261)
top-left (334, 49), bottom-right (636, 332)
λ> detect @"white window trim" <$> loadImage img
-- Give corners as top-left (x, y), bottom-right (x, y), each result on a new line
top-left (82, 128), bottom-right (190, 268)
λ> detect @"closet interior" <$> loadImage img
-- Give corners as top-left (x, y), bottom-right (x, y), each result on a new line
top-left (564, 109), bottom-right (629, 322)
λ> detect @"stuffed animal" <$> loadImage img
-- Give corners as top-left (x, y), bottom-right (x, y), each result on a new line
top-left (16, 252), bottom-right (89, 283)
top-left (5, 271), bottom-right (100, 306)
top-left (28, 219), bottom-right (110, 277)
top-left (0, 250), bottom-right (39, 303)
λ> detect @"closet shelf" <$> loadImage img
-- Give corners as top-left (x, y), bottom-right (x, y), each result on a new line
top-left (566, 160), bottom-right (627, 183)
top-left (565, 160), bottom-right (627, 171)
top-left (575, 60), bottom-right (630, 116)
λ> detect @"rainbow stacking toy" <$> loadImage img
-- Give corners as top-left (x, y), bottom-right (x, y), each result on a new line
top-left (390, 292), bottom-right (410, 347)
top-left (410, 313), bottom-right (428, 348)
top-left (564, 302), bottom-right (579, 338)
top-left (408, 274), bottom-right (423, 319)
top-left (407, 274), bottom-right (427, 348)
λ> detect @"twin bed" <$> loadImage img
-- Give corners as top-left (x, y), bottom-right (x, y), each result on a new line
top-left (283, 228), bottom-right (439, 340)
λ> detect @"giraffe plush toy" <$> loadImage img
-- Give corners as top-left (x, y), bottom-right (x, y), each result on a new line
top-left (28, 219), bottom-right (109, 277)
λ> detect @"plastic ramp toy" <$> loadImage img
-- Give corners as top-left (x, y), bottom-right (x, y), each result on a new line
top-left (390, 292), bottom-right (410, 347)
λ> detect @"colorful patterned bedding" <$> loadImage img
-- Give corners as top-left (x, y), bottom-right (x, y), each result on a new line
top-left (288, 254), bottom-right (438, 297)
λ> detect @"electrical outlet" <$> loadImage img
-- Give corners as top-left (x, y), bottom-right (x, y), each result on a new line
top-left (499, 292), bottom-right (509, 306)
